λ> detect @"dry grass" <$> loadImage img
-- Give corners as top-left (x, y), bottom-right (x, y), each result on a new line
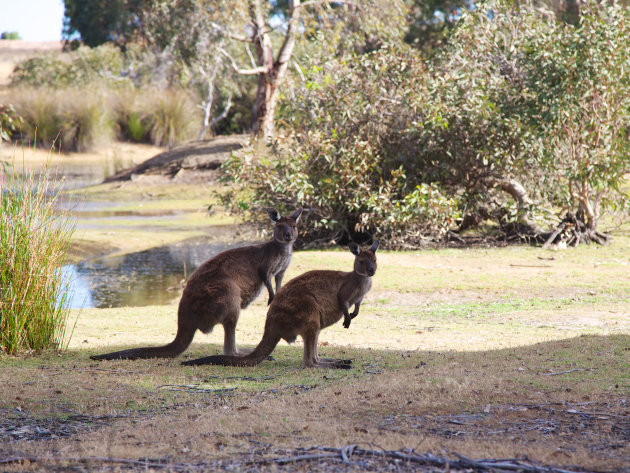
top-left (0, 240), bottom-right (629, 472)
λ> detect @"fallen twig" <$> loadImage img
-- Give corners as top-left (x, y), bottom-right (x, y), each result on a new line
top-left (0, 447), bottom-right (612, 473)
top-left (538, 368), bottom-right (592, 376)
top-left (204, 374), bottom-right (280, 382)
top-left (247, 445), bottom-right (601, 473)
top-left (156, 384), bottom-right (237, 394)
top-left (0, 456), bottom-right (37, 465)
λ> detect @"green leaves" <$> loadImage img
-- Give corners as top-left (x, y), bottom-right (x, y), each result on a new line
top-left (223, 0), bottom-right (630, 245)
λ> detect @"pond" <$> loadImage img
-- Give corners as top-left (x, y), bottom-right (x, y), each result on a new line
top-left (61, 238), bottom-right (248, 309)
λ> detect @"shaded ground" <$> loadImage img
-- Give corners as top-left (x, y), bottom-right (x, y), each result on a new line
top-left (0, 336), bottom-right (628, 472)
top-left (1, 120), bottom-right (628, 471)
top-left (103, 135), bottom-right (247, 183)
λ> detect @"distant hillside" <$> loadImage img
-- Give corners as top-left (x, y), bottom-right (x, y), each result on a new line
top-left (0, 40), bottom-right (63, 89)
top-left (0, 40), bottom-right (63, 54)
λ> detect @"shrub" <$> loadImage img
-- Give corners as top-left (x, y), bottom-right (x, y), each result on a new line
top-left (0, 104), bottom-right (23, 143)
top-left (224, 45), bottom-right (461, 248)
top-left (10, 44), bottom-right (126, 88)
top-left (225, 1), bottom-right (630, 247)
top-left (0, 161), bottom-right (74, 355)
top-left (1, 31), bottom-right (21, 40)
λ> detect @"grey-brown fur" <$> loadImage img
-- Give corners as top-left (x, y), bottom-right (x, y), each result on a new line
top-left (91, 208), bottom-right (303, 361)
top-left (182, 240), bottom-right (379, 369)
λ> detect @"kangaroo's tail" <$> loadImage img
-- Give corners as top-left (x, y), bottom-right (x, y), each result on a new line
top-left (91, 317), bottom-right (196, 361)
top-left (183, 331), bottom-right (281, 367)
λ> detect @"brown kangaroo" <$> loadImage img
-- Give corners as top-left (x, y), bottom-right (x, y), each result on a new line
top-left (91, 208), bottom-right (303, 361)
top-left (182, 240), bottom-right (379, 369)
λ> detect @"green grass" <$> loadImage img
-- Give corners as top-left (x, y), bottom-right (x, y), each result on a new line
top-left (0, 159), bottom-right (75, 354)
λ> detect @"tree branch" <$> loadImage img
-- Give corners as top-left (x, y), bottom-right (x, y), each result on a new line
top-left (208, 94), bottom-right (233, 129)
top-left (296, 0), bottom-right (359, 9)
top-left (210, 22), bottom-right (253, 43)
top-left (218, 47), bottom-right (267, 75)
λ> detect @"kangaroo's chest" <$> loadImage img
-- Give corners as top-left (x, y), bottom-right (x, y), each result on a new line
top-left (264, 254), bottom-right (291, 278)
top-left (344, 279), bottom-right (371, 306)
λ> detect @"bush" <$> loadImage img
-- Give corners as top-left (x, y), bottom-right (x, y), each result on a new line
top-left (10, 44), bottom-right (126, 88)
top-left (59, 89), bottom-right (114, 151)
top-left (1, 31), bottom-right (21, 40)
top-left (0, 162), bottom-right (74, 355)
top-left (224, 45), bottom-right (460, 248)
top-left (225, 1), bottom-right (630, 247)
top-left (0, 104), bottom-right (23, 143)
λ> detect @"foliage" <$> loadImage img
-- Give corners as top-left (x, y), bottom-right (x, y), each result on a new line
top-left (224, 45), bottom-right (460, 247)
top-left (522, 3), bottom-right (630, 230)
top-left (1, 31), bottom-right (21, 40)
top-left (404, 0), bottom-right (471, 52)
top-left (10, 44), bottom-right (126, 88)
top-left (0, 163), bottom-right (74, 355)
top-left (63, 0), bottom-right (150, 48)
top-left (7, 86), bottom-right (201, 150)
top-left (429, 0), bottom-right (630, 235)
top-left (0, 105), bottom-right (23, 143)
top-left (225, 0), bottom-right (630, 247)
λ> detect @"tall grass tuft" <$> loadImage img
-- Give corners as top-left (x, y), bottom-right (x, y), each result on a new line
top-left (60, 89), bottom-right (113, 152)
top-left (8, 86), bottom-right (201, 150)
top-left (0, 158), bottom-right (75, 355)
top-left (11, 87), bottom-right (64, 149)
top-left (10, 87), bottom-right (112, 152)
top-left (147, 89), bottom-right (199, 147)
top-left (111, 89), bottom-right (151, 143)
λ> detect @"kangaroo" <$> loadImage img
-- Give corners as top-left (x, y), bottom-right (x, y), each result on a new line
top-left (182, 240), bottom-right (379, 369)
top-left (91, 207), bottom-right (303, 361)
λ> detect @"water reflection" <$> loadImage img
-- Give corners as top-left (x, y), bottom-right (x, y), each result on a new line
top-left (63, 239), bottom-right (247, 309)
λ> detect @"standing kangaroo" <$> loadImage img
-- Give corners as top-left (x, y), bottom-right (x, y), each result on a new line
top-left (182, 240), bottom-right (379, 369)
top-left (91, 208), bottom-right (303, 361)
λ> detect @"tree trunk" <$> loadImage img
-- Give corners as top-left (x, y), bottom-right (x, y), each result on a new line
top-left (483, 176), bottom-right (543, 234)
top-left (249, 0), bottom-right (301, 141)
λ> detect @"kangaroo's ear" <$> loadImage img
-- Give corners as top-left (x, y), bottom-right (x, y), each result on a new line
top-left (349, 242), bottom-right (361, 256)
top-left (289, 208), bottom-right (303, 223)
top-left (268, 208), bottom-right (281, 222)
top-left (369, 240), bottom-right (380, 253)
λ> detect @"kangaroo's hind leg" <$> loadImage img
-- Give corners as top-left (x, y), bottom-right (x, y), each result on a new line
top-left (312, 330), bottom-right (352, 368)
top-left (303, 329), bottom-right (352, 369)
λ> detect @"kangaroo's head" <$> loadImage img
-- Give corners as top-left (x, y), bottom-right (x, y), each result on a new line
top-left (349, 240), bottom-right (379, 277)
top-left (268, 208), bottom-right (303, 245)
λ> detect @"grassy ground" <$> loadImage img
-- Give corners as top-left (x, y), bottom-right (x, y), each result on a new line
top-left (1, 236), bottom-right (629, 472)
top-left (1, 124), bottom-right (628, 470)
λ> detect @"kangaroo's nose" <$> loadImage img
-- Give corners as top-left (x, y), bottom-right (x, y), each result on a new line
top-left (284, 232), bottom-right (292, 240)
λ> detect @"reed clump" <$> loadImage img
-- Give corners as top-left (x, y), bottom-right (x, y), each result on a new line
top-left (0, 159), bottom-right (74, 355)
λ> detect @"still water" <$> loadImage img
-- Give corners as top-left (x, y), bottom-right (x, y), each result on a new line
top-left (61, 238), bottom-right (247, 309)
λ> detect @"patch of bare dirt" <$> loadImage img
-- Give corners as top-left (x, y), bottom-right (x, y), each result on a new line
top-left (103, 135), bottom-right (247, 184)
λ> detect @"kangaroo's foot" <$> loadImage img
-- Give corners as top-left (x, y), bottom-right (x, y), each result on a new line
top-left (318, 357), bottom-right (353, 365)
top-left (305, 358), bottom-right (353, 370)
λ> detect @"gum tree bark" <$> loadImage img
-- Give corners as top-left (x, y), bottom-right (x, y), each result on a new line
top-left (221, 0), bottom-right (303, 141)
